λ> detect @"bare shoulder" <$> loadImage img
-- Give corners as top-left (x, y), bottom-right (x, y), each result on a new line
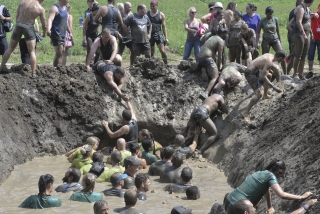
top-left (160, 11), bottom-right (165, 19)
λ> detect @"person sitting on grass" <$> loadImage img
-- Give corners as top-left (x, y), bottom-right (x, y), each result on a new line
top-left (102, 172), bottom-right (126, 197)
top-left (80, 151), bottom-right (106, 177)
top-left (141, 138), bottom-right (158, 165)
top-left (160, 152), bottom-right (184, 183)
top-left (69, 173), bottom-right (103, 203)
top-left (66, 136), bottom-right (100, 163)
top-left (129, 143), bottom-right (147, 169)
top-left (164, 167), bottom-right (193, 193)
top-left (19, 174), bottom-right (61, 209)
top-left (135, 173), bottom-right (151, 201)
top-left (186, 186), bottom-right (200, 200)
top-left (96, 150), bottom-right (125, 183)
top-left (55, 168), bottom-right (83, 193)
top-left (70, 145), bottom-right (93, 170)
top-left (148, 146), bottom-right (174, 176)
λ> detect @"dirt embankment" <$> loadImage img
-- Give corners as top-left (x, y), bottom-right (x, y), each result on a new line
top-left (1, 58), bottom-right (319, 214)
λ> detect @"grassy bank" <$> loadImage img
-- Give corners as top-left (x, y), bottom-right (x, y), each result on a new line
top-left (3, 0), bottom-right (319, 64)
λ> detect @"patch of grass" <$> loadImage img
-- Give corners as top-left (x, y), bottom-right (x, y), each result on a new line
top-left (2, 0), bottom-right (319, 64)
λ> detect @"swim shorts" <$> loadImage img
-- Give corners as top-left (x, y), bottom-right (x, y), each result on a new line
top-left (132, 42), bottom-right (151, 57)
top-left (198, 57), bottom-right (218, 70)
top-left (244, 68), bottom-right (261, 90)
top-left (150, 33), bottom-right (165, 46)
top-left (187, 107), bottom-right (209, 128)
top-left (11, 22), bottom-right (36, 41)
top-left (50, 34), bottom-right (65, 46)
top-left (96, 62), bottom-right (118, 76)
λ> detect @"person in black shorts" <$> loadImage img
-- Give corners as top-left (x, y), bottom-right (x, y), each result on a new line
top-left (147, 0), bottom-right (168, 64)
top-left (0, 4), bottom-right (11, 58)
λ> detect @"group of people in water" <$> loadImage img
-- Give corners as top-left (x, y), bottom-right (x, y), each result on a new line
top-left (0, 0), bottom-right (319, 213)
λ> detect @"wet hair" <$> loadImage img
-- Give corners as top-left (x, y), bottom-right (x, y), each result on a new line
top-left (115, 66), bottom-right (126, 76)
top-left (122, 109), bottom-right (132, 121)
top-left (227, 74), bottom-right (242, 86)
top-left (265, 159), bottom-right (286, 175)
top-left (275, 50), bottom-right (286, 59)
top-left (110, 172), bottom-right (122, 186)
top-left (82, 173), bottom-right (96, 193)
top-left (233, 199), bottom-right (251, 213)
top-left (240, 23), bottom-right (248, 30)
top-left (137, 4), bottom-right (145, 11)
top-left (226, 2), bottom-right (237, 11)
top-left (187, 7), bottom-right (197, 16)
top-left (208, 2), bottom-right (216, 9)
top-left (80, 144), bottom-right (92, 159)
top-left (265, 6), bottom-right (274, 14)
top-left (247, 3), bottom-right (257, 12)
top-left (234, 10), bottom-right (242, 18)
top-left (66, 3), bottom-right (72, 11)
top-left (139, 129), bottom-right (154, 140)
top-left (135, 173), bottom-right (149, 189)
top-left (92, 151), bottom-right (104, 163)
top-left (129, 143), bottom-right (141, 154)
top-left (111, 150), bottom-right (122, 163)
top-left (124, 189), bottom-right (138, 206)
top-left (296, 0), bottom-right (303, 7)
top-left (86, 136), bottom-right (100, 147)
top-left (181, 167), bottom-right (193, 182)
top-left (69, 168), bottom-right (81, 182)
top-left (38, 174), bottom-right (54, 196)
top-left (186, 186), bottom-right (200, 200)
top-left (172, 152), bottom-right (183, 168)
top-left (91, 4), bottom-right (100, 12)
top-left (163, 146), bottom-right (175, 159)
top-left (142, 138), bottom-right (153, 152)
top-left (174, 134), bottom-right (185, 146)
top-left (94, 200), bottom-right (108, 213)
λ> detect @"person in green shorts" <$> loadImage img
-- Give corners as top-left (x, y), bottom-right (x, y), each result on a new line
top-left (97, 150), bottom-right (125, 182)
top-left (225, 160), bottom-right (313, 214)
top-left (141, 138), bottom-right (158, 165)
top-left (94, 200), bottom-right (109, 214)
top-left (66, 136), bottom-right (100, 163)
top-left (19, 174), bottom-right (62, 209)
top-left (71, 144), bottom-right (93, 169)
top-left (69, 173), bottom-right (104, 203)
top-left (80, 151), bottom-right (106, 177)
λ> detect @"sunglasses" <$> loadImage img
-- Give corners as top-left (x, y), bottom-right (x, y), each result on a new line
top-left (190, 11), bottom-right (197, 14)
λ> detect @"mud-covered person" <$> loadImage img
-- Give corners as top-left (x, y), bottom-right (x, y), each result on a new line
top-left (114, 189), bottom-right (145, 214)
top-left (187, 94), bottom-right (228, 153)
top-left (148, 146), bottom-right (174, 176)
top-left (122, 156), bottom-right (141, 189)
top-left (0, 0), bottom-right (46, 78)
top-left (164, 167), bottom-right (193, 193)
top-left (55, 168), bottom-right (83, 193)
top-left (124, 4), bottom-right (152, 62)
top-left (223, 2), bottom-right (237, 30)
top-left (147, 0), bottom-right (169, 64)
top-left (94, 200), bottom-right (109, 214)
top-left (135, 173), bottom-right (151, 201)
top-left (102, 101), bottom-right (138, 149)
top-left (160, 152), bottom-right (184, 183)
top-left (47, 0), bottom-right (69, 67)
top-left (0, 4), bottom-right (11, 58)
top-left (197, 27), bottom-right (228, 99)
top-left (239, 23), bottom-right (257, 66)
top-left (102, 172), bottom-right (126, 197)
top-left (241, 51), bottom-right (285, 121)
top-left (94, 60), bottom-right (129, 101)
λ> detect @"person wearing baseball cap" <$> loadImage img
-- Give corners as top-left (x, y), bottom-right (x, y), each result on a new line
top-left (102, 172), bottom-right (126, 197)
top-left (122, 156), bottom-right (141, 189)
top-left (171, 206), bottom-right (192, 214)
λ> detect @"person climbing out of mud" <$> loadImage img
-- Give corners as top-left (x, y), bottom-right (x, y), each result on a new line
top-left (241, 51), bottom-right (285, 121)
top-left (224, 160), bottom-right (313, 214)
top-left (172, 126), bottom-right (201, 158)
top-left (196, 27), bottom-right (228, 99)
top-left (102, 100), bottom-right (138, 149)
top-left (187, 93), bottom-right (228, 154)
top-left (94, 59), bottom-right (129, 101)
top-left (86, 28), bottom-right (122, 68)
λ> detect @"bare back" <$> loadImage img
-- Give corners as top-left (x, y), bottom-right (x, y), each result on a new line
top-left (223, 9), bottom-right (233, 29)
top-left (247, 53), bottom-right (274, 73)
top-left (17, 0), bottom-right (45, 24)
top-left (201, 94), bottom-right (226, 114)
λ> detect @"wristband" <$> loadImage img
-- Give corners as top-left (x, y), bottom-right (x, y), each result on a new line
top-left (268, 204), bottom-right (273, 208)
top-left (302, 205), bottom-right (308, 210)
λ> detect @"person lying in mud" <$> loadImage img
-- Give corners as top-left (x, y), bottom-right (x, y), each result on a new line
top-left (224, 160), bottom-right (313, 214)
top-left (187, 93), bottom-right (228, 153)
top-left (241, 51), bottom-right (285, 121)
top-left (172, 126), bottom-right (201, 158)
top-left (102, 101), bottom-right (138, 149)
top-left (94, 59), bottom-right (129, 101)
top-left (197, 27), bottom-right (228, 99)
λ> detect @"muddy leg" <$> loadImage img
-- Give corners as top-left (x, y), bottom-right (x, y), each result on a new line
top-left (263, 73), bottom-right (272, 99)
top-left (242, 89), bottom-right (262, 121)
top-left (199, 118), bottom-right (217, 153)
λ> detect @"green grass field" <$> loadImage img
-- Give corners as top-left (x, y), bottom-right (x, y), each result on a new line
top-left (3, 0), bottom-right (320, 64)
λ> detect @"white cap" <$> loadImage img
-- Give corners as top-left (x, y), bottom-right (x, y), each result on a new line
top-left (213, 2), bottom-right (223, 9)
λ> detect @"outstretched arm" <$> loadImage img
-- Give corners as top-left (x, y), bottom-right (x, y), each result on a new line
top-left (101, 120), bottom-right (129, 138)
top-left (290, 199), bottom-right (318, 214)
top-left (271, 183), bottom-right (313, 200)
top-left (126, 101), bottom-right (136, 121)
top-left (261, 63), bottom-right (282, 93)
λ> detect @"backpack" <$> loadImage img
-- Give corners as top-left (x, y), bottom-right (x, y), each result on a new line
top-left (0, 5), bottom-right (13, 32)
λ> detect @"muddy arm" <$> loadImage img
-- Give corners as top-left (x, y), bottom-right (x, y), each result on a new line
top-left (126, 101), bottom-right (137, 121)
top-left (271, 184), bottom-right (313, 200)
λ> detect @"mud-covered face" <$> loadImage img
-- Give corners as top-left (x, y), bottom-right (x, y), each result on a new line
top-left (114, 72), bottom-right (123, 81)
top-left (150, 3), bottom-right (158, 12)
top-left (266, 12), bottom-right (273, 19)
top-left (234, 13), bottom-right (240, 20)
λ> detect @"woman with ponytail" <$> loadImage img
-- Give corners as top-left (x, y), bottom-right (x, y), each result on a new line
top-left (138, 129), bottom-right (162, 156)
top-left (69, 173), bottom-right (103, 203)
top-left (19, 174), bottom-right (61, 209)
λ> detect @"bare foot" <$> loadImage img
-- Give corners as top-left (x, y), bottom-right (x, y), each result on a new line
top-left (241, 111), bottom-right (250, 121)
top-left (262, 94), bottom-right (271, 100)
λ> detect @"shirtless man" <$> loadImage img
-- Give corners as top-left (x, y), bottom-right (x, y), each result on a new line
top-left (95, 60), bottom-right (128, 101)
top-left (223, 2), bottom-right (237, 30)
top-left (241, 51), bottom-right (285, 121)
top-left (147, 0), bottom-right (168, 64)
top-left (198, 27), bottom-right (228, 99)
top-left (86, 28), bottom-right (122, 68)
top-left (187, 94), bottom-right (228, 153)
top-left (0, 0), bottom-right (46, 78)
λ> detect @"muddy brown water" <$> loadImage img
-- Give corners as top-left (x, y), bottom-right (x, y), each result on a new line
top-left (0, 155), bottom-right (232, 214)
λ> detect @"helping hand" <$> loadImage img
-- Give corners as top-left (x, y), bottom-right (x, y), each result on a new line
top-left (101, 120), bottom-right (108, 127)
top-left (266, 207), bottom-right (275, 214)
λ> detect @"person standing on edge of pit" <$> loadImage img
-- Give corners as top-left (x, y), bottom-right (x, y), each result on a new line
top-left (94, 200), bottom-right (109, 214)
top-left (307, 4), bottom-right (320, 77)
top-left (288, 0), bottom-right (314, 80)
top-left (241, 51), bottom-right (284, 121)
top-left (0, 4), bottom-right (11, 60)
top-left (47, 0), bottom-right (69, 67)
top-left (183, 7), bottom-right (202, 63)
top-left (147, 0), bottom-right (169, 64)
top-left (94, 0), bottom-right (124, 38)
top-left (102, 100), bottom-right (138, 150)
top-left (0, 0), bottom-right (46, 78)
top-left (62, 4), bottom-right (73, 66)
top-left (124, 4), bottom-right (152, 62)
top-left (242, 3), bottom-right (261, 60)
top-left (223, 2), bottom-right (237, 31)
top-left (208, 2), bottom-right (224, 31)
top-left (118, 2), bottom-right (134, 65)
top-left (228, 10), bottom-right (245, 63)
top-left (257, 7), bottom-right (286, 75)
top-left (225, 160), bottom-right (313, 214)
top-left (201, 2), bottom-right (217, 25)
top-left (239, 23), bottom-right (257, 66)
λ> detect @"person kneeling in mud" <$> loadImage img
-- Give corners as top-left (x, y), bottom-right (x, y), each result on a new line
top-left (187, 93), bottom-right (228, 153)
top-left (241, 51), bottom-right (285, 121)
top-left (197, 27), bottom-right (228, 99)
top-left (94, 60), bottom-right (129, 101)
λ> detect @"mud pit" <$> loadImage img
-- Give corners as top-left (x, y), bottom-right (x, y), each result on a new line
top-left (0, 58), bottom-right (319, 213)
